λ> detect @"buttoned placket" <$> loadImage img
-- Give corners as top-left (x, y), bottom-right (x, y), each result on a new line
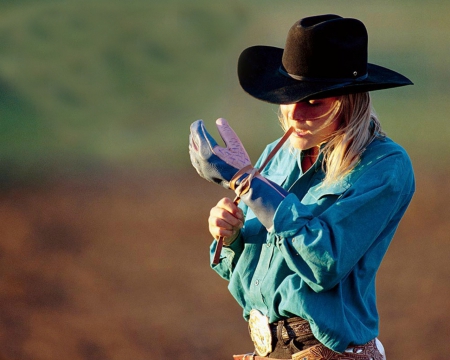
top-left (250, 233), bottom-right (276, 313)
top-left (250, 152), bottom-right (323, 312)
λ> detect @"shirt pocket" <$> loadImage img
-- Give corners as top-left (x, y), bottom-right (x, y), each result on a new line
top-left (302, 181), bottom-right (350, 216)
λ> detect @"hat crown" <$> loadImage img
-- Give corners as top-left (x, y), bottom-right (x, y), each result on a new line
top-left (237, 14), bottom-right (412, 104)
top-left (282, 14), bottom-right (368, 80)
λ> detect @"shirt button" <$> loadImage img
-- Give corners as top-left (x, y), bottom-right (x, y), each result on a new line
top-left (255, 280), bottom-right (260, 286)
top-left (267, 243), bottom-right (271, 247)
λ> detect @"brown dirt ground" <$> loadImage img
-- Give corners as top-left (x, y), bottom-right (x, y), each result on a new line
top-left (0, 168), bottom-right (449, 360)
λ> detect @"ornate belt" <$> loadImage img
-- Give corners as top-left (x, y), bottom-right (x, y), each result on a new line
top-left (234, 339), bottom-right (384, 360)
top-left (271, 316), bottom-right (315, 344)
top-left (248, 310), bottom-right (315, 357)
top-left (291, 339), bottom-right (384, 360)
top-left (248, 310), bottom-right (272, 357)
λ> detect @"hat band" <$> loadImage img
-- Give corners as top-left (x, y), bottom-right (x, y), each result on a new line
top-left (278, 66), bottom-right (368, 83)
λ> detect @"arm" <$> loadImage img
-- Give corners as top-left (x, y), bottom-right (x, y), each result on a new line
top-left (273, 152), bottom-right (415, 292)
top-left (209, 229), bottom-right (244, 280)
top-left (189, 118), bottom-right (290, 268)
top-left (189, 118), bottom-right (290, 229)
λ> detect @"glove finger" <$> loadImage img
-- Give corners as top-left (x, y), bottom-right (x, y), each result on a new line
top-left (216, 118), bottom-right (238, 147)
top-left (189, 152), bottom-right (204, 177)
top-left (189, 120), bottom-right (203, 152)
top-left (188, 137), bottom-right (206, 179)
top-left (190, 120), bottom-right (219, 157)
top-left (188, 132), bottom-right (197, 152)
top-left (215, 118), bottom-right (251, 163)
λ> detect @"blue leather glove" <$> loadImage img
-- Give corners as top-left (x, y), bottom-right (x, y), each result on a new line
top-left (189, 118), bottom-right (251, 189)
top-left (189, 118), bottom-right (289, 230)
top-left (239, 175), bottom-right (288, 230)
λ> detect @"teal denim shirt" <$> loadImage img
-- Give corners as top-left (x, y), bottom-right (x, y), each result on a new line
top-left (210, 136), bottom-right (415, 352)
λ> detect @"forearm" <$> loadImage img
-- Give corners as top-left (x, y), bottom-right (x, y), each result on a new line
top-left (237, 175), bottom-right (288, 230)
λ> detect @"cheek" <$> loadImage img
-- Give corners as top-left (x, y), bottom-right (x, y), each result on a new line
top-left (279, 109), bottom-right (292, 129)
top-left (279, 106), bottom-right (290, 119)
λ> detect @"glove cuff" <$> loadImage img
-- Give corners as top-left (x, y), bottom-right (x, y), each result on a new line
top-left (229, 165), bottom-right (255, 190)
top-left (229, 165), bottom-right (260, 198)
top-left (239, 176), bottom-right (287, 229)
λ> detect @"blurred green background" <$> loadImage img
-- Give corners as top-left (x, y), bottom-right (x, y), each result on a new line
top-left (0, 1), bottom-right (449, 360)
top-left (0, 0), bottom-right (448, 180)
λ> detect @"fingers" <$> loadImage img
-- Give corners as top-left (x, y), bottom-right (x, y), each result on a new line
top-left (214, 118), bottom-right (251, 168)
top-left (209, 197), bottom-right (244, 240)
top-left (216, 118), bottom-right (248, 156)
top-left (216, 197), bottom-right (243, 217)
top-left (215, 118), bottom-right (234, 146)
top-left (189, 121), bottom-right (202, 158)
top-left (188, 132), bottom-right (198, 152)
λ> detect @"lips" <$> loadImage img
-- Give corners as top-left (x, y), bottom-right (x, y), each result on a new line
top-left (293, 129), bottom-right (310, 136)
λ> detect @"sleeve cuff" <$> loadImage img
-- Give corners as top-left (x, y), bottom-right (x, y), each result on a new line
top-left (210, 232), bottom-right (244, 266)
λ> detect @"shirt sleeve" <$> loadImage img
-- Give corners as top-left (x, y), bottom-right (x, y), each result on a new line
top-left (209, 144), bottom-right (275, 280)
top-left (210, 228), bottom-right (245, 281)
top-left (272, 151), bottom-right (415, 293)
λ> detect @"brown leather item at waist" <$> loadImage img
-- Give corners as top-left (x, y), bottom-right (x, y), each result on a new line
top-left (233, 355), bottom-right (284, 360)
top-left (291, 339), bottom-right (384, 360)
top-left (270, 317), bottom-right (315, 344)
top-left (234, 339), bottom-right (383, 360)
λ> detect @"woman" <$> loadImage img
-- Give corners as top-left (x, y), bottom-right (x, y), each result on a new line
top-left (189, 14), bottom-right (414, 360)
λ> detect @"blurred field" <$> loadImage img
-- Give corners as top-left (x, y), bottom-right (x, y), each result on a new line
top-left (1, 169), bottom-right (449, 360)
top-left (0, 0), bottom-right (449, 359)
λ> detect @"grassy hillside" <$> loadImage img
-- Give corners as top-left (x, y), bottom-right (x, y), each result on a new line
top-left (0, 0), bottom-right (448, 179)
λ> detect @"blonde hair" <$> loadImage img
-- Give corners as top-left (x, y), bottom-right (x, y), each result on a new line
top-left (279, 92), bottom-right (384, 185)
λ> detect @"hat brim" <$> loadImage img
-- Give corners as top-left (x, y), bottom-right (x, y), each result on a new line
top-left (238, 46), bottom-right (413, 104)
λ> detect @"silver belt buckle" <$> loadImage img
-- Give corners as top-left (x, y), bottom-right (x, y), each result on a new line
top-left (248, 309), bottom-right (272, 357)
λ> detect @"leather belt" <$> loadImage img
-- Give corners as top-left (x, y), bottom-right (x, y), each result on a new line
top-left (291, 339), bottom-right (384, 360)
top-left (246, 311), bottom-right (384, 360)
top-left (248, 310), bottom-right (319, 357)
top-left (234, 339), bottom-right (384, 360)
top-left (233, 355), bottom-right (283, 360)
top-left (270, 317), bottom-right (316, 344)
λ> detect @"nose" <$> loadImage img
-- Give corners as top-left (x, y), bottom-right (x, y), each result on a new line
top-left (286, 103), bottom-right (305, 121)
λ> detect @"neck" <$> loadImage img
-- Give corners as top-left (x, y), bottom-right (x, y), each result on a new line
top-left (301, 147), bottom-right (319, 172)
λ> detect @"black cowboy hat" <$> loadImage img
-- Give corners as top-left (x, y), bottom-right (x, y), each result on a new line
top-left (238, 14), bottom-right (413, 104)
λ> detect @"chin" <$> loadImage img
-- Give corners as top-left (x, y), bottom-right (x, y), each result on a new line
top-left (290, 138), bottom-right (311, 151)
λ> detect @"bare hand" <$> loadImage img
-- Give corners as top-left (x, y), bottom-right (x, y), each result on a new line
top-left (209, 197), bottom-right (244, 243)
